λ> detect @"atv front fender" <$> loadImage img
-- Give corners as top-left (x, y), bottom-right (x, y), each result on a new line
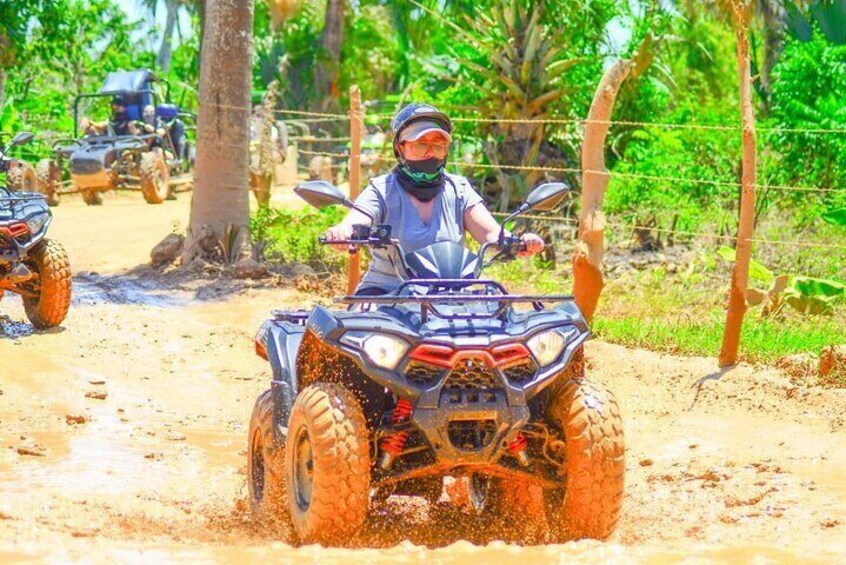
top-left (264, 322), bottom-right (306, 439)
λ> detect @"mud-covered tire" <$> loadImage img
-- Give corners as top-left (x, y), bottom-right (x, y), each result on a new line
top-left (80, 189), bottom-right (103, 206)
top-left (285, 383), bottom-right (371, 545)
top-left (484, 478), bottom-right (546, 543)
top-left (140, 150), bottom-right (169, 204)
top-left (35, 159), bottom-right (61, 206)
top-left (6, 160), bottom-right (38, 193)
top-left (248, 389), bottom-right (290, 527)
top-left (544, 378), bottom-right (625, 541)
top-left (22, 239), bottom-right (72, 329)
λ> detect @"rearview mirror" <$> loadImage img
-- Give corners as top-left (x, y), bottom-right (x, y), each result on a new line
top-left (522, 182), bottom-right (569, 212)
top-left (293, 180), bottom-right (351, 209)
top-left (11, 132), bottom-right (34, 147)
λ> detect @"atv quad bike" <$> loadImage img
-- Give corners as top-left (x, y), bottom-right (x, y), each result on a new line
top-left (36, 69), bottom-right (195, 206)
top-left (247, 180), bottom-right (625, 546)
top-left (0, 132), bottom-right (72, 328)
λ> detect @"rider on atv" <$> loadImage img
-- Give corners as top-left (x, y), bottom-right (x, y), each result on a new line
top-left (325, 103), bottom-right (545, 294)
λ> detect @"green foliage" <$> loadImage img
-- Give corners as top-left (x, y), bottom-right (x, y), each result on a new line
top-left (715, 246), bottom-right (845, 317)
top-left (716, 245), bottom-right (773, 283)
top-left (762, 32), bottom-right (846, 221)
top-left (822, 207), bottom-right (846, 225)
top-left (251, 205), bottom-right (346, 268)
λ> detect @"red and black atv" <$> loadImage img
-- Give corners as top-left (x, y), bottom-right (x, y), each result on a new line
top-left (247, 180), bottom-right (624, 545)
top-left (0, 132), bottom-right (71, 328)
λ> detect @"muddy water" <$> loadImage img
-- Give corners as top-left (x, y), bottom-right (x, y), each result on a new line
top-left (2, 196), bottom-right (845, 563)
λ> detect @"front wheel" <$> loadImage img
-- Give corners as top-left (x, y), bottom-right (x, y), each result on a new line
top-left (248, 390), bottom-right (290, 526)
top-left (80, 189), bottom-right (103, 206)
top-left (544, 378), bottom-right (625, 541)
top-left (285, 383), bottom-right (371, 546)
top-left (23, 239), bottom-right (72, 329)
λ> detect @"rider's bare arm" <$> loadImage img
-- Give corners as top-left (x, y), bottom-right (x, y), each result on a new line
top-left (325, 207), bottom-right (373, 252)
top-left (465, 203), bottom-right (545, 257)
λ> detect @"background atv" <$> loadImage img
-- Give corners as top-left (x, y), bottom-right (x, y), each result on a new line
top-left (247, 180), bottom-right (625, 546)
top-left (36, 69), bottom-right (195, 206)
top-left (0, 132), bottom-right (72, 328)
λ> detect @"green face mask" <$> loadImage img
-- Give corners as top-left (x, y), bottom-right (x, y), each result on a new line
top-left (399, 157), bottom-right (445, 183)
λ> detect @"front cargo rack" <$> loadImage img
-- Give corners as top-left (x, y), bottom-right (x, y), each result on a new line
top-left (335, 279), bottom-right (572, 321)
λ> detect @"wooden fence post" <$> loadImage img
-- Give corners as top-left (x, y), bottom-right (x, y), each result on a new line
top-left (573, 35), bottom-right (653, 322)
top-left (347, 85), bottom-right (364, 295)
top-left (720, 4), bottom-right (757, 367)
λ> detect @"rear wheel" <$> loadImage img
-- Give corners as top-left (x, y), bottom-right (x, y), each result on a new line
top-left (22, 239), bottom-right (72, 329)
top-left (35, 159), bottom-right (62, 206)
top-left (544, 378), bottom-right (625, 541)
top-left (140, 150), bottom-right (169, 204)
top-left (248, 390), bottom-right (290, 528)
top-left (285, 383), bottom-right (371, 546)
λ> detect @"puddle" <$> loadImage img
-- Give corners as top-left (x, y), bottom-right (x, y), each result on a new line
top-left (73, 272), bottom-right (190, 308)
top-left (0, 315), bottom-right (34, 339)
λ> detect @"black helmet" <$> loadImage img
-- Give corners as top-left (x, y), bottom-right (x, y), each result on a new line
top-left (391, 103), bottom-right (452, 158)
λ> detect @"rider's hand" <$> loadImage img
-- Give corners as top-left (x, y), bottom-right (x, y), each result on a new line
top-left (519, 232), bottom-right (545, 257)
top-left (324, 223), bottom-right (355, 253)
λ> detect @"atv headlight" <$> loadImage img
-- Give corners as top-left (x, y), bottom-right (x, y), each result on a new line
top-left (527, 328), bottom-right (576, 367)
top-left (25, 212), bottom-right (49, 235)
top-left (342, 331), bottom-right (409, 370)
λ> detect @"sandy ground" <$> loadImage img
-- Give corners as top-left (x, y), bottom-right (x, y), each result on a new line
top-left (1, 191), bottom-right (845, 563)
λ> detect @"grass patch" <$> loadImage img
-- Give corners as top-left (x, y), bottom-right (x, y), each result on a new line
top-left (592, 315), bottom-right (845, 364)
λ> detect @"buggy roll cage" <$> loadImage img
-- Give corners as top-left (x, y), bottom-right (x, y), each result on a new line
top-left (72, 70), bottom-right (194, 138)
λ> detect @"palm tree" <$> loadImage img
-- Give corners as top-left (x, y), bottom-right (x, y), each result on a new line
top-left (313, 0), bottom-right (346, 110)
top-left (183, 0), bottom-right (254, 263)
top-left (139, 0), bottom-right (194, 72)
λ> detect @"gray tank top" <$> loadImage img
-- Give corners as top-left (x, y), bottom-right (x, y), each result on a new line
top-left (353, 172), bottom-right (484, 292)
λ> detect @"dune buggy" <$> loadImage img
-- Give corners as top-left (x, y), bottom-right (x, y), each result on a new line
top-left (36, 69), bottom-right (195, 206)
top-left (247, 180), bottom-right (625, 546)
top-left (1, 132), bottom-right (72, 328)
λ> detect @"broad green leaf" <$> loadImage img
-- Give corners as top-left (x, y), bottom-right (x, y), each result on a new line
top-left (822, 207), bottom-right (846, 226)
top-left (716, 246), bottom-right (774, 283)
top-left (790, 276), bottom-right (846, 298)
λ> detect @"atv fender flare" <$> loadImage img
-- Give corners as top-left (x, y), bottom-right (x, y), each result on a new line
top-left (265, 322), bottom-right (306, 443)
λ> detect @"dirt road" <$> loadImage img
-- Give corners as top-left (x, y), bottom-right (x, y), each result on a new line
top-left (2, 193), bottom-right (845, 563)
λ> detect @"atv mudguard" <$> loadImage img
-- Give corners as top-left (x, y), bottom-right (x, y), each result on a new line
top-left (264, 321), bottom-right (306, 440)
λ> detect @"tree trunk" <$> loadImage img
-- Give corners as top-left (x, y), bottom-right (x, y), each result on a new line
top-left (157, 0), bottom-right (179, 73)
top-left (183, 0), bottom-right (254, 264)
top-left (720, 7), bottom-right (757, 367)
top-left (314, 0), bottom-right (345, 109)
top-left (760, 0), bottom-right (785, 109)
top-left (572, 35), bottom-right (653, 322)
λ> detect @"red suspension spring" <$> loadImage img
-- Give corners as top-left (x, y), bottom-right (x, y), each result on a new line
top-left (508, 432), bottom-right (527, 454)
top-left (508, 432), bottom-right (530, 466)
top-left (381, 398), bottom-right (414, 456)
